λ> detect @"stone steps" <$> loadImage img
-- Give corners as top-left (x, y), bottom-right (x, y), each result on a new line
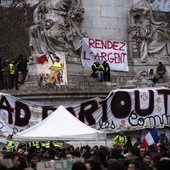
top-left (9, 70), bottom-right (136, 93)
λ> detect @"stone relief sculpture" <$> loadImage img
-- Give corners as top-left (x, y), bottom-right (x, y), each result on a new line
top-left (128, 0), bottom-right (170, 63)
top-left (29, 0), bottom-right (84, 57)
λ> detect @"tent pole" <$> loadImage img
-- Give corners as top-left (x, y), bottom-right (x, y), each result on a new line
top-left (25, 142), bottom-right (27, 153)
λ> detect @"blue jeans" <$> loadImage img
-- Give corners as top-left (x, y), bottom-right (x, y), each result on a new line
top-left (95, 71), bottom-right (103, 81)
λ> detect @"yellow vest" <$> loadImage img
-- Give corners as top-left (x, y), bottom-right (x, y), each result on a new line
top-left (101, 65), bottom-right (109, 72)
top-left (53, 141), bottom-right (63, 149)
top-left (113, 135), bottom-right (127, 145)
top-left (7, 140), bottom-right (14, 152)
top-left (42, 141), bottom-right (50, 148)
top-left (32, 142), bottom-right (40, 149)
top-left (52, 62), bottom-right (62, 71)
top-left (9, 63), bottom-right (15, 75)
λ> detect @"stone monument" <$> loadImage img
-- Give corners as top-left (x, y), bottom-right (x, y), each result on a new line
top-left (129, 0), bottom-right (170, 65)
top-left (28, 0), bottom-right (85, 89)
top-left (29, 0), bottom-right (85, 58)
top-left (9, 0), bottom-right (170, 90)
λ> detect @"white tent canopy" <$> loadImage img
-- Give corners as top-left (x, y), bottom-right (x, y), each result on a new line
top-left (13, 105), bottom-right (106, 142)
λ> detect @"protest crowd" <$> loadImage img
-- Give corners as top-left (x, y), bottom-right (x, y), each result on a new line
top-left (0, 129), bottom-right (170, 170)
top-left (0, 54), bottom-right (29, 91)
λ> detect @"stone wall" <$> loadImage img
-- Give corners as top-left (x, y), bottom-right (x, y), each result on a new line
top-left (82, 0), bottom-right (133, 41)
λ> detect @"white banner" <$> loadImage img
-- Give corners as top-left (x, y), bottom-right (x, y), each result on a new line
top-left (0, 87), bottom-right (169, 143)
top-left (81, 38), bottom-right (129, 71)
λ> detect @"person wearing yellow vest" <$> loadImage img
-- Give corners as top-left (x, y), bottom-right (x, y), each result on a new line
top-left (91, 61), bottom-right (103, 81)
top-left (41, 141), bottom-right (51, 148)
top-left (113, 132), bottom-right (127, 147)
top-left (9, 60), bottom-right (15, 89)
top-left (101, 61), bottom-right (110, 82)
top-left (7, 135), bottom-right (14, 152)
top-left (32, 141), bottom-right (41, 150)
top-left (53, 141), bottom-right (63, 149)
top-left (48, 55), bottom-right (63, 85)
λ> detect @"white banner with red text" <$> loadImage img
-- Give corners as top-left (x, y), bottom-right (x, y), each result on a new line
top-left (81, 37), bottom-right (129, 71)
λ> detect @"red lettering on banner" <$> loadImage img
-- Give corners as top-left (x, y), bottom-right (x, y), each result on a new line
top-left (101, 40), bottom-right (107, 49)
top-left (108, 41), bottom-right (113, 49)
top-left (119, 42), bottom-right (126, 51)
top-left (95, 39), bottom-right (101, 48)
top-left (94, 52), bottom-right (107, 61)
top-left (92, 52), bottom-right (127, 64)
top-left (83, 51), bottom-right (90, 60)
top-left (112, 53), bottom-right (126, 63)
top-left (113, 41), bottom-right (119, 50)
top-left (88, 38), bottom-right (126, 50)
top-left (89, 38), bottom-right (95, 48)
top-left (107, 53), bottom-right (114, 63)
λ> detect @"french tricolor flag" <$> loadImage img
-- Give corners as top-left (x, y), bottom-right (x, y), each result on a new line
top-left (142, 127), bottom-right (159, 148)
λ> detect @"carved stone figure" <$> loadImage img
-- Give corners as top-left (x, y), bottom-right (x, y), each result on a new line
top-left (129, 0), bottom-right (170, 63)
top-left (29, 0), bottom-right (84, 57)
top-left (10, 0), bottom-right (26, 7)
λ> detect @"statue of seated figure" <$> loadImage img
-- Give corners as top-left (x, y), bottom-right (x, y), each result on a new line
top-left (29, 0), bottom-right (84, 57)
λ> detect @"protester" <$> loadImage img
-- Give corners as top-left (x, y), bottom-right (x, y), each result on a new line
top-left (13, 57), bottom-right (19, 90)
top-left (153, 160), bottom-right (170, 170)
top-left (17, 54), bottom-right (28, 85)
top-left (127, 160), bottom-right (142, 170)
top-left (153, 145), bottom-right (165, 162)
top-left (148, 69), bottom-right (158, 86)
top-left (109, 144), bottom-right (124, 160)
top-left (140, 152), bottom-right (152, 170)
top-left (156, 62), bottom-right (166, 83)
top-left (85, 159), bottom-right (102, 170)
top-left (159, 130), bottom-right (168, 144)
top-left (2, 60), bottom-right (11, 90)
top-left (3, 152), bottom-right (20, 169)
top-left (124, 136), bottom-right (133, 150)
top-left (41, 148), bottom-right (57, 162)
top-left (101, 61), bottom-right (111, 82)
top-left (133, 137), bottom-right (142, 149)
top-left (9, 59), bottom-right (15, 89)
top-left (30, 153), bottom-right (40, 170)
top-left (107, 160), bottom-right (124, 170)
top-left (1, 128), bottom-right (170, 170)
top-left (7, 135), bottom-right (14, 152)
top-left (72, 161), bottom-right (87, 170)
top-left (136, 146), bottom-right (147, 161)
top-left (0, 141), bottom-right (169, 170)
top-left (91, 61), bottom-right (103, 81)
top-left (112, 132), bottom-right (127, 147)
